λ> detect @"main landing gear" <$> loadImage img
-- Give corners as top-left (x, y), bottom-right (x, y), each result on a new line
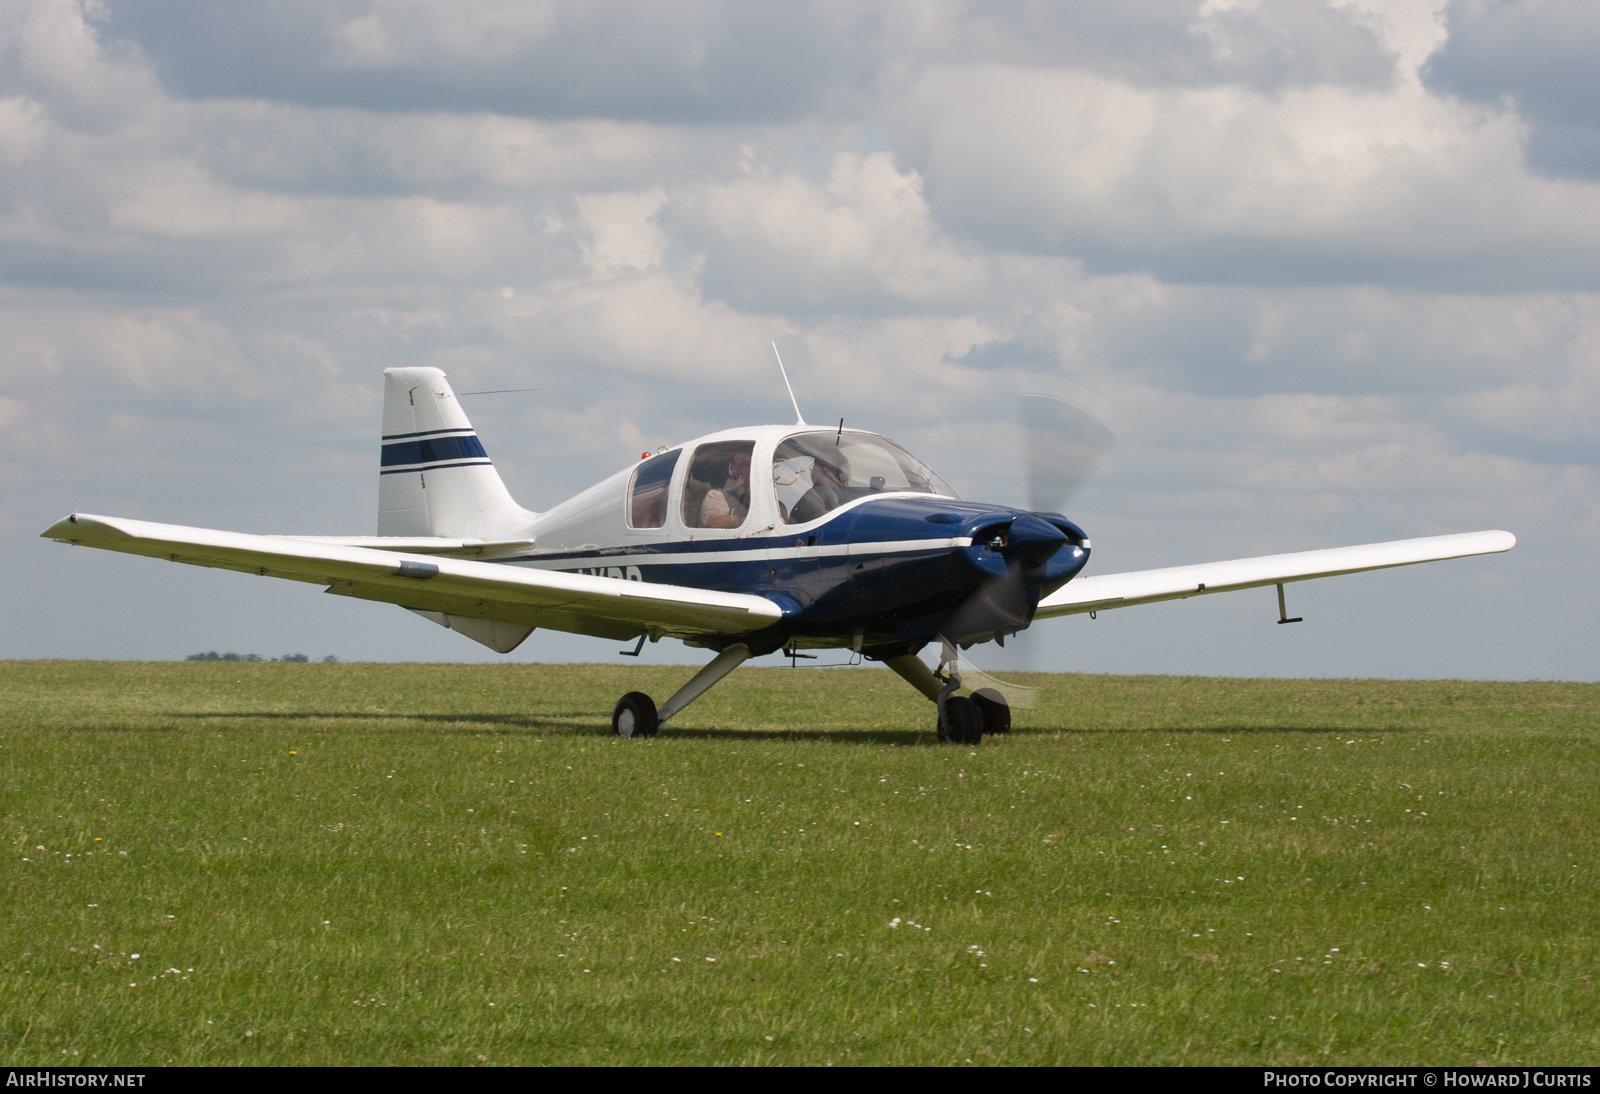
top-left (611, 643), bottom-right (752, 738)
top-left (612, 639), bottom-right (1009, 744)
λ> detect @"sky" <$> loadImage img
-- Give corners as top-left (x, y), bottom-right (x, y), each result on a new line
top-left (1, 0), bottom-right (1595, 680)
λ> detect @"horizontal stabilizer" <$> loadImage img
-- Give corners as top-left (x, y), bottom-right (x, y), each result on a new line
top-left (1036, 530), bottom-right (1515, 619)
top-left (42, 513), bottom-right (786, 643)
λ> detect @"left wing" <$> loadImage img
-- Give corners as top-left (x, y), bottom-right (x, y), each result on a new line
top-left (1036, 529), bottom-right (1515, 619)
top-left (41, 513), bottom-right (787, 642)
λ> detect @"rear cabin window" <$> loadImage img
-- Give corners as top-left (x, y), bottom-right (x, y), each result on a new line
top-left (626, 449), bottom-right (680, 529)
top-left (682, 441), bottom-right (755, 530)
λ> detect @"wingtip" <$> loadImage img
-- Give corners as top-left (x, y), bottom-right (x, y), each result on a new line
top-left (40, 513), bottom-right (80, 540)
top-left (41, 512), bottom-right (126, 544)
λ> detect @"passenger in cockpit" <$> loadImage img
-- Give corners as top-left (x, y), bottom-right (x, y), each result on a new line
top-left (701, 447), bottom-right (752, 528)
top-left (789, 451), bottom-right (850, 524)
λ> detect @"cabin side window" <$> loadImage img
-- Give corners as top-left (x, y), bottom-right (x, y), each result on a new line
top-left (626, 449), bottom-right (680, 530)
top-left (681, 441), bottom-right (755, 530)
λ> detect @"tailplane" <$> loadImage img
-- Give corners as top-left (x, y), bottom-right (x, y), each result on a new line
top-left (378, 367), bottom-right (538, 540)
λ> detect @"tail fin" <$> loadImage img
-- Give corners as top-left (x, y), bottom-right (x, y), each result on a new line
top-left (378, 367), bottom-right (537, 540)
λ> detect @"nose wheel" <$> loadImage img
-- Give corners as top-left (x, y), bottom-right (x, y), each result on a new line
top-left (612, 692), bottom-right (659, 738)
top-left (938, 694), bottom-right (984, 745)
top-left (971, 688), bottom-right (1011, 735)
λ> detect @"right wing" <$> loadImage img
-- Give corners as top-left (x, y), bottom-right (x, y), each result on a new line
top-left (41, 513), bottom-right (787, 643)
top-left (1036, 530), bottom-right (1515, 619)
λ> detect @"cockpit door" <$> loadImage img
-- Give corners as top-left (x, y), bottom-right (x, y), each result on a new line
top-left (681, 440), bottom-right (758, 535)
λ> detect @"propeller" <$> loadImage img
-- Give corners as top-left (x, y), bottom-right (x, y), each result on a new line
top-left (935, 393), bottom-right (1116, 704)
top-left (1023, 393), bottom-right (1116, 515)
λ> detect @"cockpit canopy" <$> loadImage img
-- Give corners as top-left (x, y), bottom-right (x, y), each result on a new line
top-left (772, 431), bottom-right (955, 525)
top-left (625, 428), bottom-right (956, 533)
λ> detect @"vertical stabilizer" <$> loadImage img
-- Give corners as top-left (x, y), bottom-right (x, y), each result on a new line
top-left (378, 368), bottom-right (537, 540)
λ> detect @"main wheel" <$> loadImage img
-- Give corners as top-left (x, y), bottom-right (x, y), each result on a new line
top-left (612, 692), bottom-right (658, 738)
top-left (972, 688), bottom-right (1011, 735)
top-left (940, 695), bottom-right (983, 745)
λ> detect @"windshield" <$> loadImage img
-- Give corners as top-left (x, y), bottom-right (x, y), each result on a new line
top-left (772, 431), bottom-right (956, 525)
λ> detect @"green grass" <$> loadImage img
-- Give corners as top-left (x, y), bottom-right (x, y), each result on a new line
top-left (3, 660), bottom-right (1598, 1065)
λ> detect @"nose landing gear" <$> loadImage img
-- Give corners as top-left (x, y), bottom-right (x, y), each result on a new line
top-left (938, 694), bottom-right (983, 745)
top-left (971, 687), bottom-right (1011, 735)
top-left (880, 648), bottom-right (1009, 745)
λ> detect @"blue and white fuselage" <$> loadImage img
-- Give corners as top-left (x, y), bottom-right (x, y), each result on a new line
top-left (498, 424), bottom-right (1089, 656)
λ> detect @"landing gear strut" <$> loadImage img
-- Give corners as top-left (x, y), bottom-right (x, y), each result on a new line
top-left (611, 643), bottom-right (752, 738)
top-left (881, 651), bottom-right (972, 744)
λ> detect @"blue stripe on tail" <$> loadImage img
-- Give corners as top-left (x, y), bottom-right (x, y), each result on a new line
top-left (381, 433), bottom-right (489, 468)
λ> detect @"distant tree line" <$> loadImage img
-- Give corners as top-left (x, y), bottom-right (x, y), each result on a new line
top-left (185, 652), bottom-right (339, 663)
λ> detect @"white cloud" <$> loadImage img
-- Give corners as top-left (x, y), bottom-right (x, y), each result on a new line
top-left (188, 103), bottom-right (688, 195)
top-left (681, 150), bottom-right (985, 310)
top-left (576, 189), bottom-right (668, 276)
top-left (327, 2), bottom-right (559, 69)
top-left (0, 294), bottom-right (246, 395)
top-left (901, 62), bottom-right (1600, 287)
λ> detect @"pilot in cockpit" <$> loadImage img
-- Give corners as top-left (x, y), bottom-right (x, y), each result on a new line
top-left (789, 451), bottom-right (850, 524)
top-left (700, 447), bottom-right (752, 529)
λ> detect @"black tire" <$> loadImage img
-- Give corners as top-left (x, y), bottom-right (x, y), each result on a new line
top-left (612, 692), bottom-right (658, 738)
top-left (941, 695), bottom-right (983, 745)
top-left (972, 688), bottom-right (1011, 735)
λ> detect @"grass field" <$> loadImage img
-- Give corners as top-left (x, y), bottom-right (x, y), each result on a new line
top-left (3, 660), bottom-right (1598, 1066)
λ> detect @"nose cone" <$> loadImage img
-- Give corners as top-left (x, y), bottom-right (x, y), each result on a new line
top-left (1007, 514), bottom-right (1069, 568)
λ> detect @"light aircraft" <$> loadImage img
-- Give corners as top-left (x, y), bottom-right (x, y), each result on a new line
top-left (42, 364), bottom-right (1515, 743)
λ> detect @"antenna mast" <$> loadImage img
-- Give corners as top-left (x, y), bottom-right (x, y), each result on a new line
top-left (771, 341), bottom-right (806, 425)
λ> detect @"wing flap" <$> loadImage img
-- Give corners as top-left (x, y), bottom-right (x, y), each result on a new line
top-left (42, 513), bottom-right (784, 638)
top-left (289, 535), bottom-right (538, 558)
top-left (324, 581), bottom-right (646, 642)
top-left (1036, 530), bottom-right (1515, 619)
